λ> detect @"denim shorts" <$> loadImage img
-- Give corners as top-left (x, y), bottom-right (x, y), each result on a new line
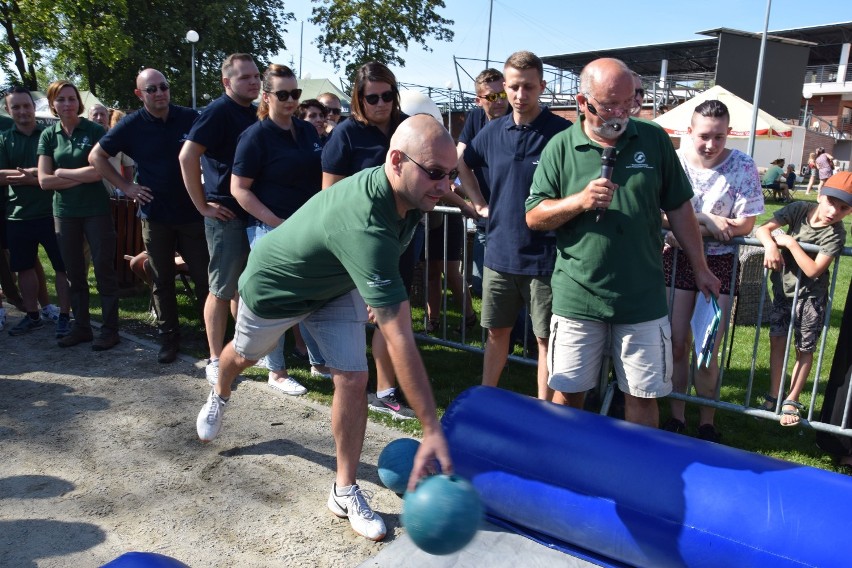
top-left (205, 216), bottom-right (249, 300)
top-left (233, 289), bottom-right (368, 372)
top-left (547, 315), bottom-right (673, 398)
top-left (481, 267), bottom-right (552, 338)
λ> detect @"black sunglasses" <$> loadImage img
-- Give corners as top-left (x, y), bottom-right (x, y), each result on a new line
top-left (401, 152), bottom-right (458, 181)
top-left (327, 108), bottom-right (342, 115)
top-left (143, 83), bottom-right (169, 94)
top-left (363, 90), bottom-right (395, 105)
top-left (265, 89), bottom-right (302, 102)
top-left (477, 91), bottom-right (507, 102)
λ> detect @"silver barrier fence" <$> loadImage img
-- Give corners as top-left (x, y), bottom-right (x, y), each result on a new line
top-left (415, 205), bottom-right (852, 438)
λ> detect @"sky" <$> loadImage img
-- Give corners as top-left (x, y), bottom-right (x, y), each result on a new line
top-left (280, 0), bottom-right (850, 95)
top-left (1, 1), bottom-right (847, 96)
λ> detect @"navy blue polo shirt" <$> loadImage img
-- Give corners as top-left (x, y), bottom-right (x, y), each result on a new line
top-left (186, 94), bottom-right (257, 213)
top-left (99, 104), bottom-right (200, 224)
top-left (321, 112), bottom-right (409, 175)
top-left (459, 105), bottom-right (511, 228)
top-left (463, 107), bottom-right (571, 275)
top-left (233, 117), bottom-right (323, 220)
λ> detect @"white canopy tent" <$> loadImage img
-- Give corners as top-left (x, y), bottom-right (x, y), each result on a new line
top-left (653, 85), bottom-right (792, 139)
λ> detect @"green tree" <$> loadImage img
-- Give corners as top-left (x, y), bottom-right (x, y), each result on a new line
top-left (94, 0), bottom-right (292, 109)
top-left (2, 0), bottom-right (291, 108)
top-left (0, 0), bottom-right (56, 89)
top-left (310, 0), bottom-right (453, 79)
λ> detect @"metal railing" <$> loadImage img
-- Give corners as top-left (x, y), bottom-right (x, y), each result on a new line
top-left (415, 205), bottom-right (852, 438)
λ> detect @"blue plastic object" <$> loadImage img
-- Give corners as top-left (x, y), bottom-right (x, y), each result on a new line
top-left (378, 438), bottom-right (420, 494)
top-left (402, 474), bottom-right (483, 555)
top-left (101, 552), bottom-right (190, 567)
top-left (442, 386), bottom-right (852, 568)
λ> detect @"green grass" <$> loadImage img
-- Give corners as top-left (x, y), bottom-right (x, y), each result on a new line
top-left (40, 190), bottom-right (852, 473)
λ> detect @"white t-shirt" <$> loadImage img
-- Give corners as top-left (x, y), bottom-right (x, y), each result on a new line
top-left (677, 148), bottom-right (764, 255)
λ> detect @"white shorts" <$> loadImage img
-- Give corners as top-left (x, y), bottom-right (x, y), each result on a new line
top-left (547, 315), bottom-right (673, 398)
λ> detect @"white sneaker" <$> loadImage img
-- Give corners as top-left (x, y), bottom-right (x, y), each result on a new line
top-left (197, 389), bottom-right (228, 442)
top-left (0, 308), bottom-right (6, 332)
top-left (205, 359), bottom-right (219, 386)
top-left (310, 365), bottom-right (332, 379)
top-left (268, 374), bottom-right (307, 396)
top-left (327, 483), bottom-right (386, 541)
top-left (40, 304), bottom-right (60, 322)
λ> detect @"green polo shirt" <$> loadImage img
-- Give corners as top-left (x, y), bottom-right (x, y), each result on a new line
top-left (770, 201), bottom-right (846, 300)
top-left (37, 117), bottom-right (108, 218)
top-left (526, 117), bottom-right (693, 323)
top-left (238, 166), bottom-right (420, 319)
top-left (0, 124), bottom-right (52, 220)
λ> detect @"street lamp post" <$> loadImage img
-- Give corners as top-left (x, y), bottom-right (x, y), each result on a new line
top-left (802, 89), bottom-right (813, 127)
top-left (445, 80), bottom-right (453, 138)
top-left (186, 30), bottom-right (199, 109)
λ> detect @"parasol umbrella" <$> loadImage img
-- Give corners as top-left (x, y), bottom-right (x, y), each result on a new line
top-left (653, 85), bottom-right (792, 138)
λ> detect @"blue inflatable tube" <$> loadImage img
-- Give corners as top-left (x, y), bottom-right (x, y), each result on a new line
top-left (442, 386), bottom-right (852, 568)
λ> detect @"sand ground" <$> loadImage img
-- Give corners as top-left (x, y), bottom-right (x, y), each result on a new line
top-left (0, 308), bottom-right (411, 567)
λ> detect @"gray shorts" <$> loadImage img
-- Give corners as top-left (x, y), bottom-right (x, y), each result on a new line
top-left (769, 295), bottom-right (826, 353)
top-left (547, 315), bottom-right (673, 398)
top-left (480, 267), bottom-right (552, 338)
top-left (233, 289), bottom-right (369, 372)
top-left (205, 216), bottom-right (249, 300)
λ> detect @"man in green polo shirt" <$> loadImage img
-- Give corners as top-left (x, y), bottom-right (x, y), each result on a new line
top-left (526, 58), bottom-right (720, 428)
top-left (195, 114), bottom-right (454, 542)
top-left (0, 87), bottom-right (70, 336)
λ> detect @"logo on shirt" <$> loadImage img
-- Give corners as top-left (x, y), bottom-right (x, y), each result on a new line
top-left (77, 136), bottom-right (93, 150)
top-left (626, 151), bottom-right (654, 170)
top-left (367, 273), bottom-right (392, 288)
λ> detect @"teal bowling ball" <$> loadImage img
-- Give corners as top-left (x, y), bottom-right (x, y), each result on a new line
top-left (402, 474), bottom-right (483, 555)
top-left (377, 438), bottom-right (421, 494)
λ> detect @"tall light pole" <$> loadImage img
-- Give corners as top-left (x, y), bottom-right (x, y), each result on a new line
top-left (445, 80), bottom-right (453, 138)
top-left (802, 89), bottom-right (813, 127)
top-left (186, 30), bottom-right (199, 109)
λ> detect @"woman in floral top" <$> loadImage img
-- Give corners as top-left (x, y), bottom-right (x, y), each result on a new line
top-left (661, 99), bottom-right (764, 442)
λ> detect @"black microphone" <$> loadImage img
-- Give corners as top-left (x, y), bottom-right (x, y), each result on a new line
top-left (596, 146), bottom-right (617, 222)
top-left (586, 102), bottom-right (622, 132)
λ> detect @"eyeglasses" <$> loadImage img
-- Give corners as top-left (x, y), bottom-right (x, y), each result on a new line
top-left (143, 83), bottom-right (169, 94)
top-left (363, 90), bottom-right (395, 105)
top-left (401, 152), bottom-right (458, 181)
top-left (477, 91), bottom-right (507, 102)
top-left (584, 93), bottom-right (638, 116)
top-left (327, 108), bottom-right (342, 116)
top-left (265, 89), bottom-right (302, 102)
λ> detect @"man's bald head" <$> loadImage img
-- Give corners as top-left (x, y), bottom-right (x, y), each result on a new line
top-left (579, 58), bottom-right (633, 97)
top-left (135, 68), bottom-right (171, 117)
top-left (386, 114), bottom-right (457, 216)
top-left (136, 68), bottom-right (167, 90)
top-left (389, 114), bottom-right (454, 158)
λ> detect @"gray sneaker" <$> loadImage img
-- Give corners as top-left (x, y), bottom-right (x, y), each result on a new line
top-left (205, 360), bottom-right (219, 386)
top-left (197, 389), bottom-right (228, 442)
top-left (9, 316), bottom-right (44, 336)
top-left (327, 483), bottom-right (386, 541)
top-left (367, 391), bottom-right (416, 420)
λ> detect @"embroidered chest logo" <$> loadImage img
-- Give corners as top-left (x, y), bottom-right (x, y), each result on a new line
top-left (626, 151), bottom-right (653, 170)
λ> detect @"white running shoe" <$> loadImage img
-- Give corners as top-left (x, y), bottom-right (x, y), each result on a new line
top-left (197, 389), bottom-right (228, 442)
top-left (327, 483), bottom-right (386, 541)
top-left (267, 374), bottom-right (307, 396)
top-left (205, 360), bottom-right (219, 386)
top-left (40, 304), bottom-right (60, 322)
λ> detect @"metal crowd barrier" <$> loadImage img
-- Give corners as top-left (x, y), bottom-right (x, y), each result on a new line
top-left (415, 205), bottom-right (852, 438)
